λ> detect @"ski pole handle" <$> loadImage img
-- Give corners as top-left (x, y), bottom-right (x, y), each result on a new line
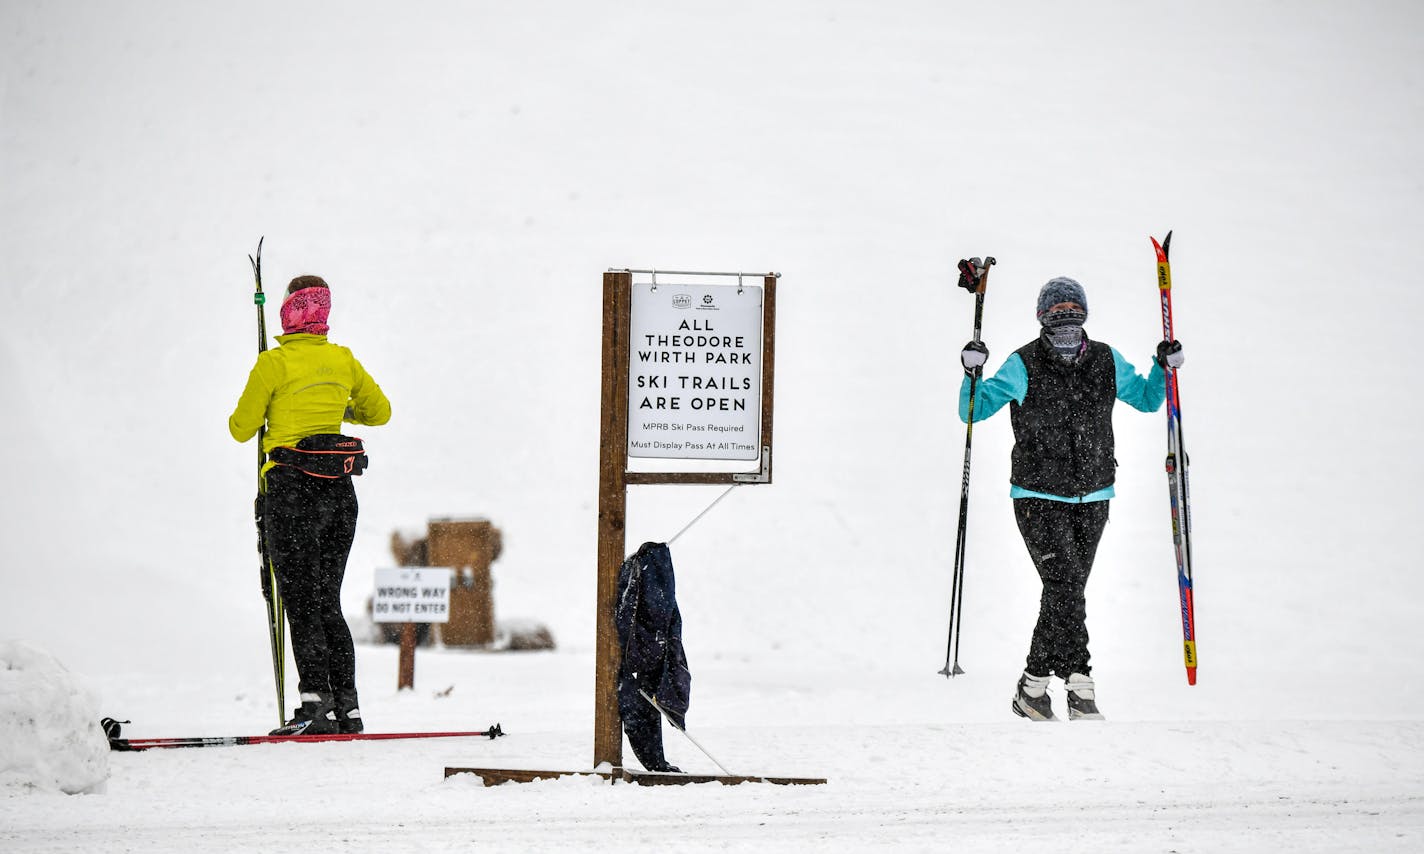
top-left (957, 256), bottom-right (996, 295)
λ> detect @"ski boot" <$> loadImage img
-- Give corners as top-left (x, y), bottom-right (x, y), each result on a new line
top-left (1065, 673), bottom-right (1105, 721)
top-left (334, 687), bottom-right (363, 734)
top-left (1010, 671), bottom-right (1057, 721)
top-left (270, 692), bottom-right (338, 736)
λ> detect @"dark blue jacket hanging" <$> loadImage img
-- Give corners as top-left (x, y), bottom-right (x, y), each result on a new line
top-left (615, 541), bottom-right (691, 772)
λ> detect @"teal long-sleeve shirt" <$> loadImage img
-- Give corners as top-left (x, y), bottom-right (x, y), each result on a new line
top-left (958, 347), bottom-right (1166, 503)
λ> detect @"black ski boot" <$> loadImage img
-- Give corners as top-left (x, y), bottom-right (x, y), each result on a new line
top-left (1010, 672), bottom-right (1057, 721)
top-left (1065, 673), bottom-right (1105, 721)
top-left (334, 688), bottom-right (363, 734)
top-left (270, 692), bottom-right (338, 736)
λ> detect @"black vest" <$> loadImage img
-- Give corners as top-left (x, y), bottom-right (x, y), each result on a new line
top-left (1009, 334), bottom-right (1118, 497)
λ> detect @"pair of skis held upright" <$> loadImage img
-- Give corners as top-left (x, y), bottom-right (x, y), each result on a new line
top-left (939, 234), bottom-right (1197, 685)
top-left (248, 238), bottom-right (288, 725)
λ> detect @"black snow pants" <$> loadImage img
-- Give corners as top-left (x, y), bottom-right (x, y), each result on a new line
top-left (263, 465), bottom-right (359, 699)
top-left (1013, 497), bottom-right (1110, 679)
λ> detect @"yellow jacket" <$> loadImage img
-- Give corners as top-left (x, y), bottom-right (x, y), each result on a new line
top-left (229, 334), bottom-right (391, 475)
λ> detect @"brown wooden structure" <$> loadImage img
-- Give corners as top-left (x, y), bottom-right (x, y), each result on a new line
top-left (427, 517), bottom-right (501, 647)
top-left (444, 766), bottom-right (824, 787)
top-left (594, 269), bottom-right (778, 771)
top-left (456, 269), bottom-right (807, 786)
top-left (386, 518), bottom-right (503, 690)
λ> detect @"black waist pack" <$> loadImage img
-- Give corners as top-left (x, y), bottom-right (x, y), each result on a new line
top-left (270, 434), bottom-right (368, 478)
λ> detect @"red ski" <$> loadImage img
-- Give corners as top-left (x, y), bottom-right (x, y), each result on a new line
top-left (1153, 232), bottom-right (1197, 685)
top-left (104, 717), bottom-right (503, 751)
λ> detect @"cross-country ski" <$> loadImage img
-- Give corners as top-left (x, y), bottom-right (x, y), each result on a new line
top-left (1152, 231), bottom-right (1197, 685)
top-left (103, 717), bottom-right (504, 751)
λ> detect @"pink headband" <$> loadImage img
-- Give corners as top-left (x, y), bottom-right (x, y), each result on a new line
top-left (280, 287), bottom-right (331, 335)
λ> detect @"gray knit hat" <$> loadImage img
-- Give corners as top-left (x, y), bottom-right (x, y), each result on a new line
top-left (1036, 277), bottom-right (1087, 319)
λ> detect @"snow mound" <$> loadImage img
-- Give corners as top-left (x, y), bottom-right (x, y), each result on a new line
top-left (0, 641), bottom-right (109, 794)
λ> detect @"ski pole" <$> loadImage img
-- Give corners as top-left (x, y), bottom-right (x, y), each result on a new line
top-left (940, 255), bottom-right (994, 677)
top-left (1152, 232), bottom-right (1197, 685)
top-left (638, 689), bottom-right (732, 776)
top-left (248, 237), bottom-right (287, 722)
top-left (104, 717), bottom-right (504, 751)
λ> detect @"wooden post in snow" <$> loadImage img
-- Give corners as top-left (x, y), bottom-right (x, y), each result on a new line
top-left (594, 270), bottom-right (633, 768)
top-left (594, 270), bottom-right (778, 771)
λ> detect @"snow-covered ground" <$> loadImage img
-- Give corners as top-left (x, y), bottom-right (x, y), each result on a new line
top-left (3, 1), bottom-right (1423, 851)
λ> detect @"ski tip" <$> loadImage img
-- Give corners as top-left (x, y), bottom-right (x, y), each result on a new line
top-left (1151, 231), bottom-right (1172, 263)
top-left (1186, 667), bottom-right (1197, 686)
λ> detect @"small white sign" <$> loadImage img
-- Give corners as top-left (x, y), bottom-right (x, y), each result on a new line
top-left (372, 567), bottom-right (452, 623)
top-left (627, 283), bottom-right (763, 460)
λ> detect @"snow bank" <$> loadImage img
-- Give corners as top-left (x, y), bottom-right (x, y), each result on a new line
top-left (0, 641), bottom-right (109, 795)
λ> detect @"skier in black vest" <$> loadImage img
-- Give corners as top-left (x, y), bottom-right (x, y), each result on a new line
top-left (959, 276), bottom-right (1184, 721)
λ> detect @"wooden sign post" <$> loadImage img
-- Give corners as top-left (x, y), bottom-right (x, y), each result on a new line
top-left (372, 567), bottom-right (452, 690)
top-left (594, 269), bottom-right (777, 770)
top-left (446, 270), bottom-right (823, 786)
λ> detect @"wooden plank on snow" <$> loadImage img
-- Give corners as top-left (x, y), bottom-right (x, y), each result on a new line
top-left (443, 766), bottom-right (826, 787)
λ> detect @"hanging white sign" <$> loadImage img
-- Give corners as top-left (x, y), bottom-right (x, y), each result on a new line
top-left (627, 283), bottom-right (763, 460)
top-left (371, 567), bottom-right (452, 623)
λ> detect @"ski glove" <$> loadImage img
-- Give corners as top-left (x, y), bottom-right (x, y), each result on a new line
top-left (961, 340), bottom-right (989, 374)
top-left (1155, 339), bottom-right (1185, 369)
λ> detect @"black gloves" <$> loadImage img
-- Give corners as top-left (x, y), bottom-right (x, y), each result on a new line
top-left (961, 340), bottom-right (989, 374)
top-left (1155, 339), bottom-right (1185, 369)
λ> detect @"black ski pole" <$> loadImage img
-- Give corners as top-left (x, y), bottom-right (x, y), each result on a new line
top-left (940, 255), bottom-right (994, 677)
top-left (248, 237), bottom-right (286, 724)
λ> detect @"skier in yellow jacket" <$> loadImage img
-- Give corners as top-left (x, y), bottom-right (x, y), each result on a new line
top-left (230, 275), bottom-right (390, 736)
